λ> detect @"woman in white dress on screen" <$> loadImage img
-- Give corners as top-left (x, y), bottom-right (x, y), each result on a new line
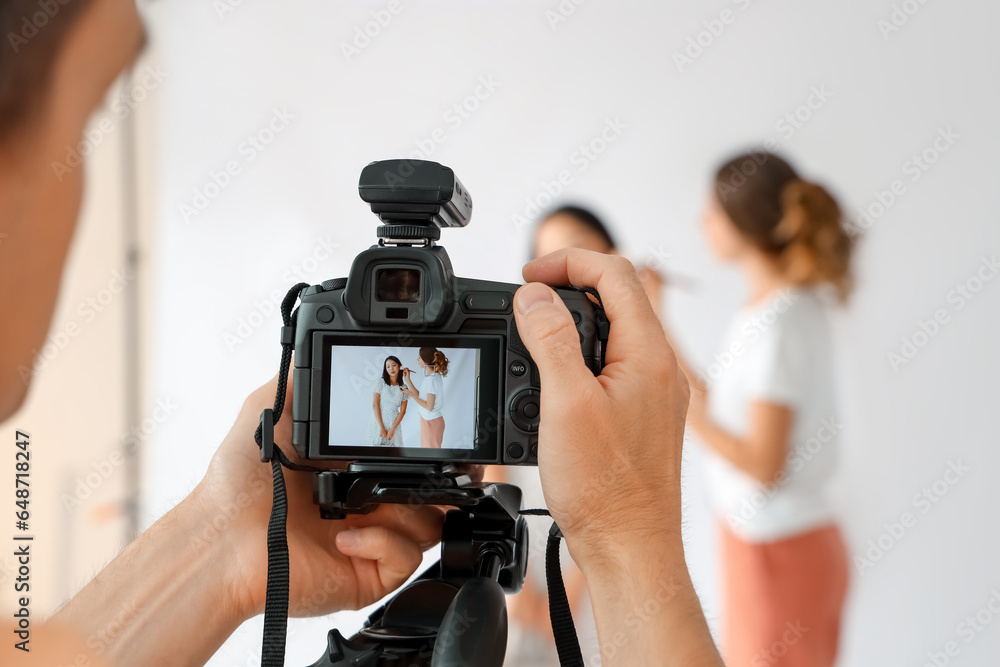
top-left (365, 355), bottom-right (408, 447)
top-left (401, 346), bottom-right (449, 448)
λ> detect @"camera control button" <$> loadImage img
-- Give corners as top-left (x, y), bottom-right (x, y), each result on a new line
top-left (462, 291), bottom-right (513, 313)
top-left (507, 442), bottom-right (525, 460)
top-left (572, 310), bottom-right (582, 325)
top-left (317, 306), bottom-right (335, 324)
top-left (509, 360), bottom-right (526, 377)
top-left (530, 443), bottom-right (538, 459)
top-left (509, 389), bottom-right (540, 433)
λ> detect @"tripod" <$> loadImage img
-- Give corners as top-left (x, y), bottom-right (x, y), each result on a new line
top-left (305, 463), bottom-right (527, 667)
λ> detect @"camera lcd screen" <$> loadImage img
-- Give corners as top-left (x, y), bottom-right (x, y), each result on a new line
top-left (376, 268), bottom-right (421, 303)
top-left (318, 335), bottom-right (502, 461)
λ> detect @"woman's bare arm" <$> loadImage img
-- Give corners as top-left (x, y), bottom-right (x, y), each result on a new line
top-left (689, 396), bottom-right (793, 483)
top-left (373, 391), bottom-right (387, 435)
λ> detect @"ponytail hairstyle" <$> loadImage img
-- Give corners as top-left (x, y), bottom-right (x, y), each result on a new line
top-left (714, 151), bottom-right (853, 301)
top-left (419, 347), bottom-right (450, 377)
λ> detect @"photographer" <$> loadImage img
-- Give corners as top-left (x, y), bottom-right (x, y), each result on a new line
top-left (0, 0), bottom-right (722, 664)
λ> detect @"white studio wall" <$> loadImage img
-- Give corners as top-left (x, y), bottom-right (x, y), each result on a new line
top-left (140, 1), bottom-right (1000, 665)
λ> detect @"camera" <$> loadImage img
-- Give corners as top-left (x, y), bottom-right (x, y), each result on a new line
top-left (290, 159), bottom-right (606, 465)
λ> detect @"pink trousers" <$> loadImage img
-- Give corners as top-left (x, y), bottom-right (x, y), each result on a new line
top-left (720, 522), bottom-right (849, 667)
top-left (420, 416), bottom-right (445, 448)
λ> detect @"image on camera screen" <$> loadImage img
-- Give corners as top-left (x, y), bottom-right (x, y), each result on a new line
top-left (327, 344), bottom-right (479, 451)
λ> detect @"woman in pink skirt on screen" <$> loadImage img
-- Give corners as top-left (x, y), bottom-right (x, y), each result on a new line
top-left (401, 346), bottom-right (450, 448)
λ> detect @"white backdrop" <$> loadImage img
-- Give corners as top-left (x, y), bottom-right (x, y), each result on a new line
top-left (328, 345), bottom-right (477, 449)
top-left (140, 1), bottom-right (1000, 665)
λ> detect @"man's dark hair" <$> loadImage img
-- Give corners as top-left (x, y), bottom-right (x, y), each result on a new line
top-left (0, 0), bottom-right (94, 144)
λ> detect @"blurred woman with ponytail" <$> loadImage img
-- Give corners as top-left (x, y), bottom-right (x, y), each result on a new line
top-left (680, 151), bottom-right (852, 667)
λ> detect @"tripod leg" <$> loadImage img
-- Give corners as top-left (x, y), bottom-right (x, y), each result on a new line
top-left (306, 629), bottom-right (381, 667)
top-left (431, 577), bottom-right (508, 667)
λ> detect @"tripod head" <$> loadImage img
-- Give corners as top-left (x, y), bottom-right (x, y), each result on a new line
top-left (307, 463), bottom-right (527, 667)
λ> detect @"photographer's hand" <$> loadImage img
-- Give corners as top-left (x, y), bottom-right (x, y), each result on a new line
top-left (202, 376), bottom-right (446, 616)
top-left (48, 374), bottom-right (444, 666)
top-left (512, 249), bottom-right (722, 667)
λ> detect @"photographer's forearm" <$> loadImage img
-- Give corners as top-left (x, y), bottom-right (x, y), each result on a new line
top-left (49, 491), bottom-right (244, 666)
top-left (577, 540), bottom-right (723, 667)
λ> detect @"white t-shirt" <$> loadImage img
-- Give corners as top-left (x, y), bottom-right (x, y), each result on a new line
top-left (419, 372), bottom-right (444, 420)
top-left (702, 286), bottom-right (840, 543)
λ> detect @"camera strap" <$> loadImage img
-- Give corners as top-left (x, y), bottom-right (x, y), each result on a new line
top-left (518, 509), bottom-right (586, 667)
top-left (254, 282), bottom-right (603, 667)
top-left (254, 282), bottom-right (323, 667)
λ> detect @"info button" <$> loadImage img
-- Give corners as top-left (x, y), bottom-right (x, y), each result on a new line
top-left (509, 361), bottom-right (526, 377)
top-left (463, 291), bottom-right (512, 313)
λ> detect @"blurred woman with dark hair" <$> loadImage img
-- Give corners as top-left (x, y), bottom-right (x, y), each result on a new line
top-left (680, 151), bottom-right (852, 667)
top-left (534, 205), bottom-right (665, 317)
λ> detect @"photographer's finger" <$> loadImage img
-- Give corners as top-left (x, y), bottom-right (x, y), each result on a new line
top-left (514, 282), bottom-right (594, 388)
top-left (352, 503), bottom-right (445, 551)
top-left (335, 526), bottom-right (423, 586)
top-left (523, 249), bottom-right (663, 351)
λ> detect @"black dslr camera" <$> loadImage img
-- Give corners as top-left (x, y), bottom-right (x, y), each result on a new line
top-left (259, 160), bottom-right (608, 666)
top-left (289, 159), bottom-right (605, 466)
